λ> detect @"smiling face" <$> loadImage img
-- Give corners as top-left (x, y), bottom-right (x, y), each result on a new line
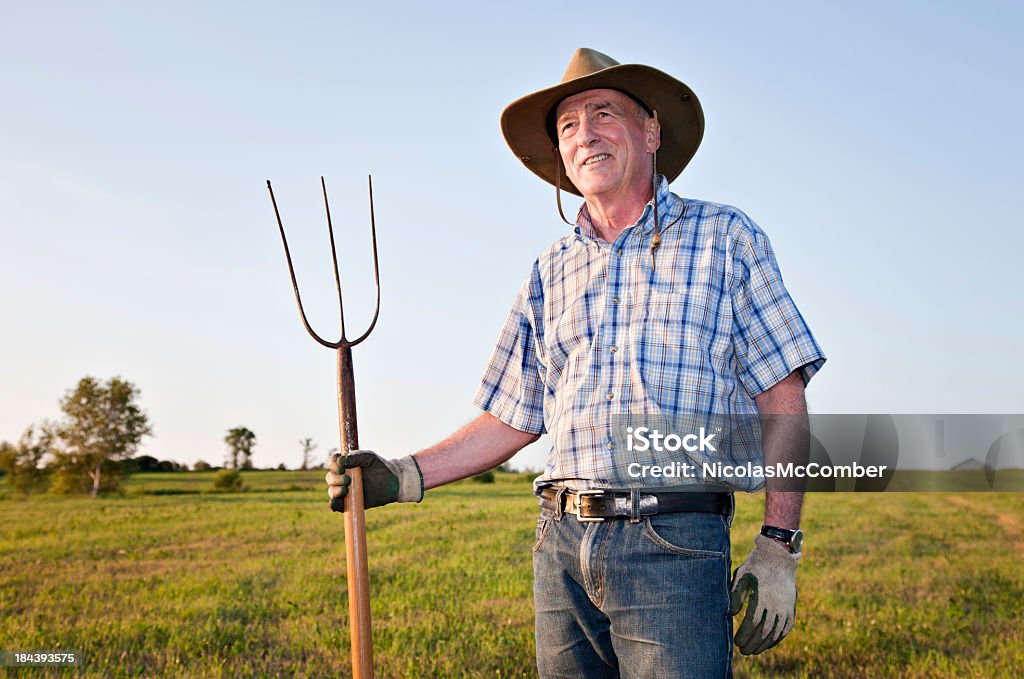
top-left (554, 88), bottom-right (660, 205)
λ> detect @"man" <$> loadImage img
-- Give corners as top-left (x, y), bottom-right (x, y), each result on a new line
top-left (327, 48), bottom-right (825, 678)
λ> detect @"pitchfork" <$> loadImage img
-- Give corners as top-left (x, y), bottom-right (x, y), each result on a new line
top-left (266, 176), bottom-right (379, 679)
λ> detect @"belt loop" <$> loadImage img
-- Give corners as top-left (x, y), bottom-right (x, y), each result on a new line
top-left (554, 486), bottom-right (566, 521)
top-left (629, 489), bottom-right (641, 523)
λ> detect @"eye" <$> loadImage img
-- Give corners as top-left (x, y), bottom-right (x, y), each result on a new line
top-left (559, 121), bottom-right (576, 136)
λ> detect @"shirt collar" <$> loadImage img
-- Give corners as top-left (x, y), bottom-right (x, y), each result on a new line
top-left (574, 175), bottom-right (676, 241)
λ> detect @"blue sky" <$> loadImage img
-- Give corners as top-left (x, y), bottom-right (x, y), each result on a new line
top-left (2, 1), bottom-right (1022, 471)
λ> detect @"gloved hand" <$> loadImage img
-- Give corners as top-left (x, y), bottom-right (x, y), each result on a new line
top-left (325, 450), bottom-right (423, 512)
top-left (729, 533), bottom-right (800, 655)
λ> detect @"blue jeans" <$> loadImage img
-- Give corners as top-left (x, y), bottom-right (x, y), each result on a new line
top-left (533, 498), bottom-right (734, 678)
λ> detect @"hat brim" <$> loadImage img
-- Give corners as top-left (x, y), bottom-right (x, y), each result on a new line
top-left (501, 63), bottom-right (704, 197)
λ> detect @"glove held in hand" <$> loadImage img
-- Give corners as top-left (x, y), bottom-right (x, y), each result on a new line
top-left (729, 533), bottom-right (800, 655)
top-left (327, 451), bottom-right (423, 511)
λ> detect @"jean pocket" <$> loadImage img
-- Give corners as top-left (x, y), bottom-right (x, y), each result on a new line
top-left (641, 514), bottom-right (727, 558)
top-left (533, 516), bottom-right (553, 553)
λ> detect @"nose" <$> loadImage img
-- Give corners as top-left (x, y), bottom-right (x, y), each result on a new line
top-left (575, 117), bottom-right (599, 147)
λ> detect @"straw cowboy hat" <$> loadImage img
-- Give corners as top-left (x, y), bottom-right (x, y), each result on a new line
top-left (500, 48), bottom-right (704, 197)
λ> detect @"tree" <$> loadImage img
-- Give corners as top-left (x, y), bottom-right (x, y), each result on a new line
top-left (0, 425), bottom-right (54, 495)
top-left (0, 442), bottom-right (10, 478)
top-left (130, 455), bottom-right (161, 472)
top-left (224, 427), bottom-right (256, 470)
top-left (54, 376), bottom-right (152, 497)
top-left (299, 437), bottom-right (317, 471)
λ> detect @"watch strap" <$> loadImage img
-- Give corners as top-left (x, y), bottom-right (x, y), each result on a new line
top-left (761, 525), bottom-right (797, 541)
top-left (761, 524), bottom-right (803, 552)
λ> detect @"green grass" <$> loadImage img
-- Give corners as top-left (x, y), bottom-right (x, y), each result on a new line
top-left (119, 469), bottom-right (325, 493)
top-left (1, 472), bottom-right (1022, 677)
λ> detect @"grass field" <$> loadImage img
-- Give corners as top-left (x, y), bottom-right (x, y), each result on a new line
top-left (1, 471), bottom-right (1022, 677)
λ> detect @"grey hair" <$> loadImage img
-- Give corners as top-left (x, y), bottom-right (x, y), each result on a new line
top-left (633, 99), bottom-right (651, 122)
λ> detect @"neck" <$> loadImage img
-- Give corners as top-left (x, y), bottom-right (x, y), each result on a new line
top-left (584, 179), bottom-right (656, 243)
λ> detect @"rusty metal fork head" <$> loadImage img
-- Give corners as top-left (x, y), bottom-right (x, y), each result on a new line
top-left (266, 176), bottom-right (380, 349)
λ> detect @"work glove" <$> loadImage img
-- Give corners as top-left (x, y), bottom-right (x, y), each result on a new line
top-left (729, 534), bottom-right (800, 655)
top-left (325, 450), bottom-right (423, 512)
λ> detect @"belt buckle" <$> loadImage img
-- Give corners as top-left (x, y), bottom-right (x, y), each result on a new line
top-left (575, 489), bottom-right (607, 523)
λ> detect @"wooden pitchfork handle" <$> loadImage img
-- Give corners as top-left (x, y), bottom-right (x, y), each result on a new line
top-left (338, 346), bottom-right (373, 676)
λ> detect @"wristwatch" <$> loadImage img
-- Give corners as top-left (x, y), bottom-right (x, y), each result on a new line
top-left (761, 525), bottom-right (804, 553)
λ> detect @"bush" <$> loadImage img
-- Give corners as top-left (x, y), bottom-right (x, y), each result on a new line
top-left (193, 460), bottom-right (212, 471)
top-left (50, 459), bottom-right (121, 495)
top-left (212, 468), bottom-right (245, 492)
top-left (472, 469), bottom-right (496, 483)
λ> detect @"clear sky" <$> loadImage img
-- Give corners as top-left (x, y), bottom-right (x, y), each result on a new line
top-left (2, 1), bottom-right (1022, 472)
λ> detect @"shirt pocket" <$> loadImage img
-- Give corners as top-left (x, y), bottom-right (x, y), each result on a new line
top-left (634, 290), bottom-right (732, 410)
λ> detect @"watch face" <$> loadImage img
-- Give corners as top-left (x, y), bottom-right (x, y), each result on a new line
top-left (790, 529), bottom-right (804, 553)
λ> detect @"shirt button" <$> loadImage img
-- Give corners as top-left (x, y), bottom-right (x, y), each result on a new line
top-left (606, 441), bottom-right (615, 450)
top-left (617, 250), bottom-right (623, 257)
top-left (612, 297), bottom-right (620, 305)
top-left (606, 392), bottom-right (614, 400)
top-left (609, 346), bottom-right (617, 353)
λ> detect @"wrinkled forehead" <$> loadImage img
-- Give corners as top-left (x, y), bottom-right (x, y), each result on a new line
top-left (545, 87), bottom-right (652, 143)
top-left (554, 88), bottom-right (640, 119)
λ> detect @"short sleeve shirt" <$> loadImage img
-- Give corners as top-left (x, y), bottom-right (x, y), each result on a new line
top-left (473, 177), bottom-right (826, 490)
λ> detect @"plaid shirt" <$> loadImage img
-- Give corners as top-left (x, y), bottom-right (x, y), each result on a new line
top-left (473, 177), bottom-right (825, 491)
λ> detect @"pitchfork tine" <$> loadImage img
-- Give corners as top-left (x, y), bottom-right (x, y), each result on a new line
top-left (321, 176), bottom-right (347, 341)
top-left (265, 176), bottom-right (381, 349)
top-left (347, 176), bottom-right (381, 347)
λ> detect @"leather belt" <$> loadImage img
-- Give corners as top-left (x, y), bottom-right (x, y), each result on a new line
top-left (538, 486), bottom-right (731, 522)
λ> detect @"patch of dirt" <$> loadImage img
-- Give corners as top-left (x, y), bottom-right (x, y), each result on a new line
top-left (995, 513), bottom-right (1023, 552)
top-left (946, 495), bottom-right (1023, 553)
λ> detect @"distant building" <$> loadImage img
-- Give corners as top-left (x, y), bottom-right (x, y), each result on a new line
top-left (951, 458), bottom-right (985, 471)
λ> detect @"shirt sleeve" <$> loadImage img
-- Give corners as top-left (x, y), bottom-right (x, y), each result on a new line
top-left (472, 273), bottom-right (546, 435)
top-left (730, 224), bottom-right (826, 397)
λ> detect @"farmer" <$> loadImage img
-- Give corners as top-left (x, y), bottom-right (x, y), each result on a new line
top-left (327, 48), bottom-right (825, 677)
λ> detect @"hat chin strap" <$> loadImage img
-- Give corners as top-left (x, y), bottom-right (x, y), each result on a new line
top-left (553, 148), bottom-right (575, 226)
top-left (650, 109), bottom-right (661, 271)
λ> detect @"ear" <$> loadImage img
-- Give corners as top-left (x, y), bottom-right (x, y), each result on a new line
top-left (646, 114), bottom-right (662, 153)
